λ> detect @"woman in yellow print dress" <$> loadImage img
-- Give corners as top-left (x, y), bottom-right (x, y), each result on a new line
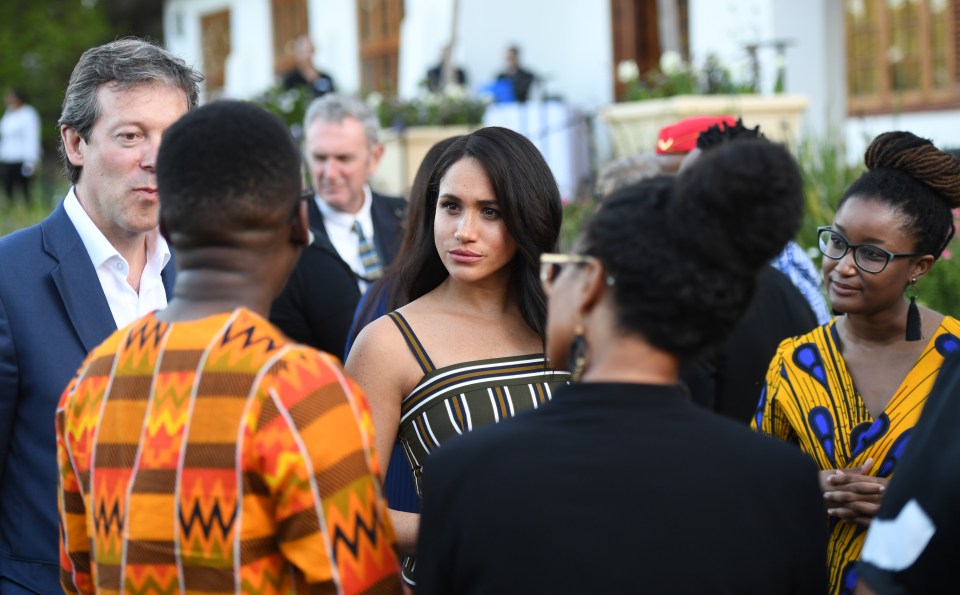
top-left (753, 131), bottom-right (960, 595)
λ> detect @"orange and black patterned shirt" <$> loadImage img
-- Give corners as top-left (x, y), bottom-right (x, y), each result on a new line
top-left (56, 308), bottom-right (402, 594)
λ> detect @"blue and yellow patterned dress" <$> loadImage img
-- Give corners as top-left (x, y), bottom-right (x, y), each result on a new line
top-left (753, 316), bottom-right (960, 595)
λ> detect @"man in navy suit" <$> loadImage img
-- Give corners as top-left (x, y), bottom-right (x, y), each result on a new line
top-left (271, 94), bottom-right (405, 361)
top-left (0, 38), bottom-right (202, 593)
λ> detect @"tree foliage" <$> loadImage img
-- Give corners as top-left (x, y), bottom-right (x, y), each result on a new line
top-left (0, 1), bottom-right (112, 152)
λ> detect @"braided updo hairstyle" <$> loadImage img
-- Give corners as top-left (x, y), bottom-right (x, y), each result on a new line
top-left (582, 138), bottom-right (804, 358)
top-left (841, 131), bottom-right (960, 258)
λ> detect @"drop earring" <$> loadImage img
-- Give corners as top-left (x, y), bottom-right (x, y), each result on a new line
top-left (567, 318), bottom-right (587, 382)
top-left (905, 278), bottom-right (922, 341)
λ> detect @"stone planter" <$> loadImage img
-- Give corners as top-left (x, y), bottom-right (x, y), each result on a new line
top-left (372, 125), bottom-right (473, 197)
top-left (598, 94), bottom-right (809, 158)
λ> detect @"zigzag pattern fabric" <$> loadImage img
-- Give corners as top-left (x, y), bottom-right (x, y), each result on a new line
top-left (753, 315), bottom-right (960, 595)
top-left (56, 308), bottom-right (402, 594)
top-left (353, 221), bottom-right (383, 281)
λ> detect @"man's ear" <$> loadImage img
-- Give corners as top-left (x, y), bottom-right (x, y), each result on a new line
top-left (291, 200), bottom-right (312, 246)
top-left (61, 125), bottom-right (84, 167)
top-left (367, 142), bottom-right (385, 176)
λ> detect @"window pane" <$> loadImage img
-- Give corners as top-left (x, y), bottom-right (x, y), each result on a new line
top-left (847, 0), bottom-right (880, 96)
top-left (929, 0), bottom-right (951, 89)
top-left (887, 0), bottom-right (921, 91)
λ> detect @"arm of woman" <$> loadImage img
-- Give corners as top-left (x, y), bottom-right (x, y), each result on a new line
top-left (344, 316), bottom-right (420, 555)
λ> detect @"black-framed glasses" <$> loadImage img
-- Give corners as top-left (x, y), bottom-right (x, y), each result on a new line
top-left (539, 253), bottom-right (596, 286)
top-left (817, 226), bottom-right (923, 274)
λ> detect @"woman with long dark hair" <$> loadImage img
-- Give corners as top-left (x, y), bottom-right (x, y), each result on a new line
top-left (345, 126), bottom-right (569, 587)
top-left (344, 135), bottom-right (462, 518)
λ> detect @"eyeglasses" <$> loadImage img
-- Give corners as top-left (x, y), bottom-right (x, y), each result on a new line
top-left (539, 253), bottom-right (596, 286)
top-left (817, 226), bottom-right (923, 274)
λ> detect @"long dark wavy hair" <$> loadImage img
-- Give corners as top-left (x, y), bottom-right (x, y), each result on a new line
top-left (394, 126), bottom-right (563, 341)
top-left (347, 135), bottom-right (462, 351)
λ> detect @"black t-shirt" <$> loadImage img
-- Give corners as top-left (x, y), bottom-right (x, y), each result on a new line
top-left (416, 382), bottom-right (828, 595)
top-left (858, 351), bottom-right (960, 594)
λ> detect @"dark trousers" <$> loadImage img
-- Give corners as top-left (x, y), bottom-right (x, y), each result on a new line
top-left (2, 162), bottom-right (32, 203)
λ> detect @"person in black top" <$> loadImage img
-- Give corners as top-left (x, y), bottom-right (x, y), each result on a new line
top-left (856, 351), bottom-right (960, 594)
top-left (426, 45), bottom-right (467, 92)
top-left (281, 35), bottom-right (336, 97)
top-left (416, 138), bottom-right (828, 594)
top-left (495, 45), bottom-right (536, 102)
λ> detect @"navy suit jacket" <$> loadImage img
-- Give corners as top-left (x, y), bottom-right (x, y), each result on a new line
top-left (270, 191), bottom-right (405, 361)
top-left (0, 202), bottom-right (174, 593)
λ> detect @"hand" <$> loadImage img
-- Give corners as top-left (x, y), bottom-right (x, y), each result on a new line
top-left (821, 458), bottom-right (888, 526)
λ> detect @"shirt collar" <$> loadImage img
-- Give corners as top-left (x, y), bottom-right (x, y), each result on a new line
top-left (315, 184), bottom-right (375, 232)
top-left (63, 186), bottom-right (171, 270)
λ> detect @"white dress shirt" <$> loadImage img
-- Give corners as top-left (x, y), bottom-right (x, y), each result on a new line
top-left (63, 187), bottom-right (171, 328)
top-left (315, 184), bottom-right (376, 292)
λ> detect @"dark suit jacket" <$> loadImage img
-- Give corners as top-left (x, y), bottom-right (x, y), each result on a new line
top-left (0, 202), bottom-right (174, 593)
top-left (270, 191), bottom-right (405, 362)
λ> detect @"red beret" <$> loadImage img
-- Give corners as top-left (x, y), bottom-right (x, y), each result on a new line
top-left (656, 115), bottom-right (737, 155)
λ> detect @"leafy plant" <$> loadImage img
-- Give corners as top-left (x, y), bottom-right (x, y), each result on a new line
top-left (617, 51), bottom-right (756, 102)
top-left (256, 85), bottom-right (314, 140)
top-left (373, 86), bottom-right (488, 130)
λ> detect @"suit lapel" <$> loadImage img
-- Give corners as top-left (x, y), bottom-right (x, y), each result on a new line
top-left (306, 193), bottom-right (330, 243)
top-left (161, 256), bottom-right (176, 299)
top-left (42, 203), bottom-right (117, 352)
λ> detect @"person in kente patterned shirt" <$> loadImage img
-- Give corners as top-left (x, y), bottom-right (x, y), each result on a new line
top-left (55, 101), bottom-right (403, 594)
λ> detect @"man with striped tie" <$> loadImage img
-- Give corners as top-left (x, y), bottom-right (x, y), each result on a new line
top-left (271, 93), bottom-right (406, 361)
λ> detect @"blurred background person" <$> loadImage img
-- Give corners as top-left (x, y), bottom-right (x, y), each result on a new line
top-left (281, 35), bottom-right (336, 97)
top-left (345, 127), bottom-right (570, 589)
top-left (753, 131), bottom-right (960, 595)
top-left (594, 151), bottom-right (662, 199)
top-left (270, 94), bottom-right (405, 361)
top-left (416, 138), bottom-right (827, 594)
top-left (495, 44), bottom-right (536, 102)
top-left (0, 89), bottom-right (41, 204)
top-left (426, 44), bottom-right (467, 92)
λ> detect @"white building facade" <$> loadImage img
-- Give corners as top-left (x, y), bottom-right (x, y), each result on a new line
top-left (163, 0), bottom-right (960, 161)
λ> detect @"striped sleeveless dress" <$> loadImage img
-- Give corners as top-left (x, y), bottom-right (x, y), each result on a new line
top-left (387, 311), bottom-right (570, 586)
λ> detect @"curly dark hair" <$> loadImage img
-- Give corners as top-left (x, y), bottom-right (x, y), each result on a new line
top-left (840, 131), bottom-right (960, 258)
top-left (582, 138), bottom-right (804, 358)
top-left (695, 117), bottom-right (762, 150)
top-left (157, 101), bottom-right (302, 247)
top-left (395, 126), bottom-right (563, 341)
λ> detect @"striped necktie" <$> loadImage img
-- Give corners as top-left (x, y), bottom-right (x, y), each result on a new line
top-left (353, 220), bottom-right (383, 280)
